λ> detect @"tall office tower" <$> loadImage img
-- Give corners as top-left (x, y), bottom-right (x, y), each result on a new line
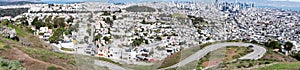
top-left (215, 0), bottom-right (219, 7)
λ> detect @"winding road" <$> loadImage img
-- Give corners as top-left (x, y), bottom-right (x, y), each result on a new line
top-left (88, 42), bottom-right (266, 70)
top-left (163, 42), bottom-right (267, 69)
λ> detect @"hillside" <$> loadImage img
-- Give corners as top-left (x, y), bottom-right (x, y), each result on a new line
top-left (0, 8), bottom-right (29, 17)
top-left (0, 1), bottom-right (43, 6)
top-left (124, 5), bottom-right (156, 12)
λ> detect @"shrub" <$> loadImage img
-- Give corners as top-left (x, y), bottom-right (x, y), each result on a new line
top-left (47, 65), bottom-right (58, 70)
top-left (0, 57), bottom-right (26, 70)
top-left (98, 57), bottom-right (122, 66)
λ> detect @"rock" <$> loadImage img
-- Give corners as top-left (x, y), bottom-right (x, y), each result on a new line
top-left (0, 26), bottom-right (17, 38)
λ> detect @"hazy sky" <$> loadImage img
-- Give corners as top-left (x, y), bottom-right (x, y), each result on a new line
top-left (2, 0), bottom-right (299, 2)
top-left (2, 0), bottom-right (300, 8)
top-left (0, 0), bottom-right (299, 3)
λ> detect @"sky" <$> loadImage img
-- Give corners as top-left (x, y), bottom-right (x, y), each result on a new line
top-left (2, 0), bottom-right (299, 2)
top-left (0, 0), bottom-right (300, 2)
top-left (1, 0), bottom-right (300, 10)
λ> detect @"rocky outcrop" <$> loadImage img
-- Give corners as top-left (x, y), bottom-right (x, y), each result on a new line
top-left (0, 26), bottom-right (17, 38)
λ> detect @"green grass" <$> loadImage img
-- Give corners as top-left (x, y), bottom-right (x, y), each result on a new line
top-left (227, 46), bottom-right (254, 60)
top-left (20, 47), bottom-right (73, 59)
top-left (75, 54), bottom-right (119, 70)
top-left (0, 57), bottom-right (26, 70)
top-left (0, 42), bottom-right (9, 50)
top-left (0, 43), bottom-right (4, 50)
top-left (47, 65), bottom-right (60, 70)
top-left (14, 26), bottom-right (27, 37)
top-left (158, 51), bottom-right (182, 69)
top-left (257, 62), bottom-right (300, 70)
top-left (195, 46), bottom-right (254, 70)
top-left (98, 57), bottom-right (122, 66)
top-left (61, 47), bottom-right (73, 51)
top-left (180, 42), bottom-right (216, 61)
top-left (196, 53), bottom-right (210, 70)
top-left (124, 64), bottom-right (158, 70)
top-left (219, 59), bottom-right (274, 69)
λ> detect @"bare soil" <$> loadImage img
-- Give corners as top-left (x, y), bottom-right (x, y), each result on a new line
top-left (0, 37), bottom-right (76, 70)
top-left (0, 47), bottom-right (64, 70)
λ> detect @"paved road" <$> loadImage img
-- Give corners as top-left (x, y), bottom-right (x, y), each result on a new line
top-left (164, 42), bottom-right (267, 69)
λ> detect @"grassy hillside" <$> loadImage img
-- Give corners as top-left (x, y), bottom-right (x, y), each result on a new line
top-left (0, 57), bottom-right (26, 70)
top-left (256, 62), bottom-right (300, 70)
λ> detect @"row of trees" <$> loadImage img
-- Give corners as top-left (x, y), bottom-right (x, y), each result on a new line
top-left (32, 16), bottom-right (66, 29)
top-left (263, 40), bottom-right (300, 61)
top-left (264, 41), bottom-right (294, 52)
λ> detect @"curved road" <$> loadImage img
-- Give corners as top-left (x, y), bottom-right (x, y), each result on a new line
top-left (164, 42), bottom-right (267, 69)
top-left (82, 42), bottom-right (266, 70)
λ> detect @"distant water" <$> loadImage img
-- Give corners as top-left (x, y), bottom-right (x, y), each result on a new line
top-left (44, 1), bottom-right (80, 4)
top-left (256, 5), bottom-right (300, 11)
top-left (42, 1), bottom-right (300, 11)
top-left (43, 0), bottom-right (191, 4)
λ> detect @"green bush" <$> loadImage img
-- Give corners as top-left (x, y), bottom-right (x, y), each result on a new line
top-left (68, 60), bottom-right (76, 65)
top-left (98, 57), bottom-right (122, 66)
top-left (0, 45), bottom-right (10, 50)
top-left (61, 48), bottom-right (73, 51)
top-left (0, 57), bottom-right (26, 70)
top-left (47, 65), bottom-right (58, 70)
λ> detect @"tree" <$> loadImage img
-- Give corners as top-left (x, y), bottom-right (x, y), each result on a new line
top-left (66, 16), bottom-right (74, 23)
top-left (45, 16), bottom-right (52, 23)
top-left (49, 28), bottom-right (64, 43)
top-left (291, 53), bottom-right (300, 61)
top-left (32, 17), bottom-right (44, 29)
top-left (284, 41), bottom-right (294, 51)
top-left (103, 36), bottom-right (110, 42)
top-left (132, 38), bottom-right (143, 46)
top-left (112, 15), bottom-right (117, 20)
top-left (53, 17), bottom-right (65, 28)
top-left (102, 11), bottom-right (111, 16)
top-left (0, 19), bottom-right (9, 25)
top-left (155, 36), bottom-right (162, 41)
top-left (104, 17), bottom-right (113, 24)
top-left (94, 34), bottom-right (101, 41)
top-left (141, 19), bottom-right (146, 24)
top-left (250, 40), bottom-right (258, 44)
top-left (265, 41), bottom-right (282, 49)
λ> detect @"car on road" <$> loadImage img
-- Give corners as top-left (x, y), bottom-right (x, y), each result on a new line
top-left (248, 45), bottom-right (254, 48)
top-left (85, 44), bottom-right (96, 54)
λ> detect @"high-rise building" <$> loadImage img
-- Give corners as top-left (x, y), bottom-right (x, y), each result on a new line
top-left (215, 0), bottom-right (219, 7)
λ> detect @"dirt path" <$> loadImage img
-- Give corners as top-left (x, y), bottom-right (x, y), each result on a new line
top-left (12, 47), bottom-right (67, 70)
top-left (0, 37), bottom-right (67, 70)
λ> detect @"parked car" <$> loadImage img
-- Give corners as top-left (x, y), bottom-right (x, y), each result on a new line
top-left (248, 45), bottom-right (254, 48)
